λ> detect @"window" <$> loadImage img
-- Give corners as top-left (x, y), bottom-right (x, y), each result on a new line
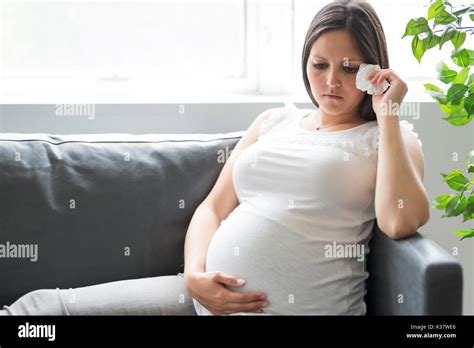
top-left (1, 0), bottom-right (453, 102)
top-left (1, 0), bottom-right (255, 100)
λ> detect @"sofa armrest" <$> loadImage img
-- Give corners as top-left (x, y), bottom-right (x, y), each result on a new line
top-left (366, 223), bottom-right (463, 315)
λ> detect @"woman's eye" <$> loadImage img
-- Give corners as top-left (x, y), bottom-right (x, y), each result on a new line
top-left (313, 63), bottom-right (327, 69)
top-left (344, 67), bottom-right (358, 74)
top-left (312, 63), bottom-right (358, 73)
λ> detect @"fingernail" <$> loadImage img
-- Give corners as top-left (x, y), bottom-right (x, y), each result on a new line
top-left (236, 279), bottom-right (245, 285)
top-left (262, 301), bottom-right (270, 308)
top-left (260, 294), bottom-right (266, 300)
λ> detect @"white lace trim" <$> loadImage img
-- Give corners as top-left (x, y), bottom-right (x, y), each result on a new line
top-left (259, 104), bottom-right (378, 157)
top-left (260, 132), bottom-right (373, 157)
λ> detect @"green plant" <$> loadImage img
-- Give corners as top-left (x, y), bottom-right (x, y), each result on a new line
top-left (402, 0), bottom-right (473, 240)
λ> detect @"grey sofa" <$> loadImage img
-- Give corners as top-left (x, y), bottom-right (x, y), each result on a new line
top-left (0, 132), bottom-right (463, 315)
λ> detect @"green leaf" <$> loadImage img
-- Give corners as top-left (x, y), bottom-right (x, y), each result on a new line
top-left (465, 93), bottom-right (474, 116)
top-left (452, 49), bottom-right (471, 67)
top-left (468, 150), bottom-right (474, 162)
top-left (471, 13), bottom-right (474, 20)
top-left (442, 169), bottom-right (463, 181)
top-left (440, 169), bottom-right (462, 180)
top-left (438, 68), bottom-right (458, 83)
top-left (439, 98), bottom-right (471, 122)
top-left (423, 33), bottom-right (440, 51)
top-left (450, 229), bottom-right (474, 240)
top-left (446, 84), bottom-right (468, 104)
top-left (462, 211), bottom-right (474, 222)
top-left (442, 108), bottom-right (471, 125)
top-left (438, 101), bottom-right (451, 113)
top-left (467, 150), bottom-right (474, 168)
top-left (436, 60), bottom-right (449, 72)
top-left (434, 9), bottom-right (457, 24)
top-left (402, 17), bottom-right (430, 38)
top-left (428, 0), bottom-right (445, 20)
top-left (437, 97), bottom-right (449, 106)
top-left (451, 98), bottom-right (466, 113)
top-left (432, 194), bottom-right (453, 210)
top-left (452, 5), bottom-right (473, 17)
top-left (445, 194), bottom-right (467, 216)
top-left (442, 170), bottom-right (469, 191)
top-left (453, 67), bottom-right (469, 84)
top-left (443, 1), bottom-right (453, 10)
top-left (462, 192), bottom-right (474, 221)
top-left (424, 83), bottom-right (446, 103)
top-left (424, 83), bottom-right (445, 94)
top-left (460, 181), bottom-right (471, 195)
top-left (468, 49), bottom-right (474, 66)
top-left (438, 98), bottom-right (466, 113)
top-left (451, 30), bottom-right (466, 51)
top-left (439, 27), bottom-right (456, 49)
top-left (412, 35), bottom-right (426, 63)
top-left (436, 60), bottom-right (457, 83)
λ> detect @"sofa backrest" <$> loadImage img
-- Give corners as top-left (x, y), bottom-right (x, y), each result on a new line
top-left (0, 132), bottom-right (242, 306)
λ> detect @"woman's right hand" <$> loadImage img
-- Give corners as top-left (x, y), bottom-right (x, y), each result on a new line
top-left (184, 271), bottom-right (268, 315)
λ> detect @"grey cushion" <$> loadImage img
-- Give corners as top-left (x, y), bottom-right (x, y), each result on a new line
top-left (0, 132), bottom-right (463, 315)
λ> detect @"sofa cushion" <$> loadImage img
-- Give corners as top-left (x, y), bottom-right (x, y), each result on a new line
top-left (0, 132), bottom-right (243, 305)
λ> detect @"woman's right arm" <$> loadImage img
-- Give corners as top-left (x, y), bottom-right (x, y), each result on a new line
top-left (183, 108), bottom-right (276, 315)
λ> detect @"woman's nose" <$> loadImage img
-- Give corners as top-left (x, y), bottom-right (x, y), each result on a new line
top-left (326, 69), bottom-right (341, 88)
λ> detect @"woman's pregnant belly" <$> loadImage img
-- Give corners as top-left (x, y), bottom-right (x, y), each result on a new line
top-left (204, 204), bottom-right (365, 315)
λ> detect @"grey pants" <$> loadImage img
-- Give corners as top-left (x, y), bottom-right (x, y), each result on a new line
top-left (0, 273), bottom-right (197, 315)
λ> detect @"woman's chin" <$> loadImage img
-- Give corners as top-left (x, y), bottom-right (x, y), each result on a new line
top-left (318, 103), bottom-right (348, 115)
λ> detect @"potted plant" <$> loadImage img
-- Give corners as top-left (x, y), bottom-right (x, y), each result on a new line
top-left (402, 0), bottom-right (473, 239)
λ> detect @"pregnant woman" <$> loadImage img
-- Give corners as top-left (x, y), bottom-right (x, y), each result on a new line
top-left (1, 0), bottom-right (430, 316)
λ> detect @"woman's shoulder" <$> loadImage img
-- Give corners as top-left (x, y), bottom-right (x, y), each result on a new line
top-left (259, 103), bottom-right (304, 138)
top-left (360, 118), bottom-right (422, 155)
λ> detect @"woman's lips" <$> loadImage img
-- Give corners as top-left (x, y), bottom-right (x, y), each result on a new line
top-left (323, 94), bottom-right (343, 100)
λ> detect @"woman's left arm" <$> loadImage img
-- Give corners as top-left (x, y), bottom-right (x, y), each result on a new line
top-left (369, 69), bottom-right (431, 240)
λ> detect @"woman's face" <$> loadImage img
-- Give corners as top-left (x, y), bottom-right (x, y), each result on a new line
top-left (306, 30), bottom-right (366, 117)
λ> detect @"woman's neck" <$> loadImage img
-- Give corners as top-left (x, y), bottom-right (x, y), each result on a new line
top-left (315, 109), bottom-right (363, 128)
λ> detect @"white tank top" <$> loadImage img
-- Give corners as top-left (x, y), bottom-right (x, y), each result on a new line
top-left (193, 104), bottom-right (421, 315)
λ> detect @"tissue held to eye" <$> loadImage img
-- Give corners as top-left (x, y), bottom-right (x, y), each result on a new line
top-left (356, 63), bottom-right (390, 95)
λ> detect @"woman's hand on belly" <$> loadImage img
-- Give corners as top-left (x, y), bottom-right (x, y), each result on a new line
top-left (184, 271), bottom-right (269, 315)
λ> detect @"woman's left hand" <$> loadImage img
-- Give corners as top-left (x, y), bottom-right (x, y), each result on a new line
top-left (369, 69), bottom-right (408, 119)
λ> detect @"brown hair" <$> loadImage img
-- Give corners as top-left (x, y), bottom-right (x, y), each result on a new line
top-left (301, 0), bottom-right (389, 121)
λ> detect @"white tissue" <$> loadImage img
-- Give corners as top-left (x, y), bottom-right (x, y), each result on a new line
top-left (356, 63), bottom-right (390, 95)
